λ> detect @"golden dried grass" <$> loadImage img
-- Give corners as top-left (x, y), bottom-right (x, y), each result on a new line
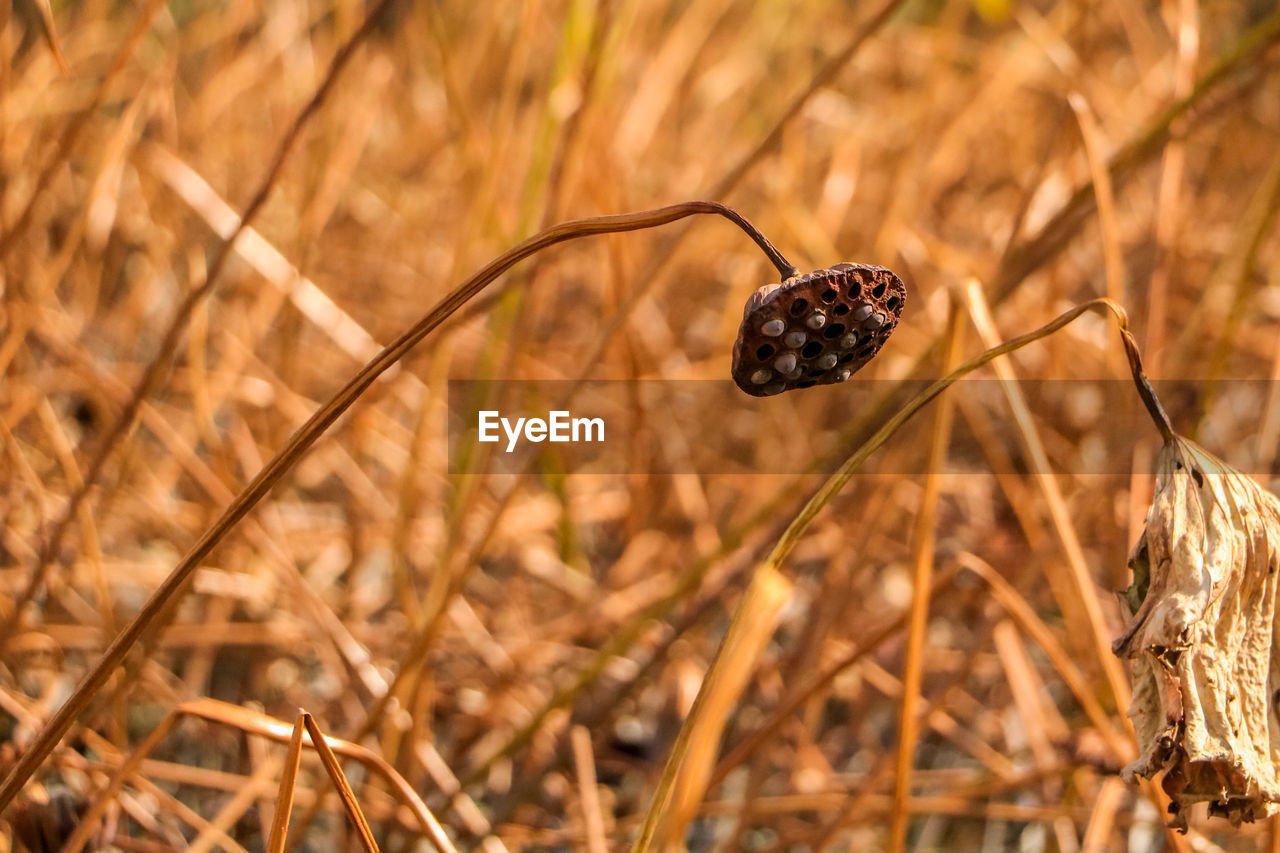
top-left (2, 1), bottom-right (1280, 850)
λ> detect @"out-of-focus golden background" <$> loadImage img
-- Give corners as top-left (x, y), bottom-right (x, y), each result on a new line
top-left (2, 0), bottom-right (1280, 849)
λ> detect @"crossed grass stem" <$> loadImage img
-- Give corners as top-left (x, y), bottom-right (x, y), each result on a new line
top-left (0, 201), bottom-right (798, 813)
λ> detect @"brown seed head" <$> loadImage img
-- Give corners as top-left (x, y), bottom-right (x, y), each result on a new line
top-left (731, 263), bottom-right (906, 396)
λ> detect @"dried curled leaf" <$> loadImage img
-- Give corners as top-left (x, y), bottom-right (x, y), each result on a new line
top-left (1114, 437), bottom-right (1280, 829)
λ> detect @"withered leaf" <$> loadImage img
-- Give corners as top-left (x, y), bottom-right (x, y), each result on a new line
top-left (1115, 437), bottom-right (1280, 829)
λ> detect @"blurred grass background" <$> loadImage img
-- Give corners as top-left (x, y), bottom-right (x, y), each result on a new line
top-left (2, 0), bottom-right (1280, 849)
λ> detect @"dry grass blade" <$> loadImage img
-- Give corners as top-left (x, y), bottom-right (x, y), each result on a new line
top-left (147, 145), bottom-right (387, 365)
top-left (1066, 92), bottom-right (1125, 307)
top-left (707, 565), bottom-right (963, 793)
top-left (631, 564), bottom-right (792, 852)
top-left (956, 553), bottom-right (1130, 762)
top-left (213, 701), bottom-right (455, 853)
top-left (189, 757), bottom-right (285, 853)
top-left (61, 715), bottom-right (177, 853)
top-left (1081, 776), bottom-right (1126, 853)
top-left (1116, 437), bottom-right (1280, 829)
top-left (705, 0), bottom-right (906, 199)
top-left (1199, 145), bottom-right (1280, 435)
top-left (1143, 0), bottom-right (1200, 369)
top-left (890, 297), bottom-right (963, 853)
top-left (301, 713), bottom-right (379, 853)
top-left (265, 712), bottom-right (308, 853)
top-left (571, 725), bottom-right (609, 853)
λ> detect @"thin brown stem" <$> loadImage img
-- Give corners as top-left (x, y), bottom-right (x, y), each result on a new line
top-left (764, 297), bottom-right (1174, 573)
top-left (1107, 302), bottom-right (1176, 444)
top-left (0, 200), bottom-right (793, 815)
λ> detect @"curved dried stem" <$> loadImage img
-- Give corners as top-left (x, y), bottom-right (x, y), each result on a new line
top-left (0, 201), bottom-right (792, 815)
top-left (766, 297), bottom-right (1172, 571)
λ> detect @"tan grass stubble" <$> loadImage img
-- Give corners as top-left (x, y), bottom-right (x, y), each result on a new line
top-left (571, 724), bottom-right (610, 853)
top-left (1143, 0), bottom-right (1200, 371)
top-left (0, 0), bottom-right (401, 648)
top-left (644, 565), bottom-right (792, 849)
top-left (993, 6), bottom-right (1280, 303)
top-left (0, 0), bottom-right (168, 263)
top-left (0, 202), bottom-right (798, 815)
top-left (301, 713), bottom-right (380, 853)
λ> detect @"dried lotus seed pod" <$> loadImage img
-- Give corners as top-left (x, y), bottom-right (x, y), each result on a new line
top-left (731, 262), bottom-right (906, 396)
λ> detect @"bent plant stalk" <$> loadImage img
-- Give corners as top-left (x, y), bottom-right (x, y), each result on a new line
top-left (0, 201), bottom-right (798, 813)
top-left (629, 296), bottom-right (1175, 852)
